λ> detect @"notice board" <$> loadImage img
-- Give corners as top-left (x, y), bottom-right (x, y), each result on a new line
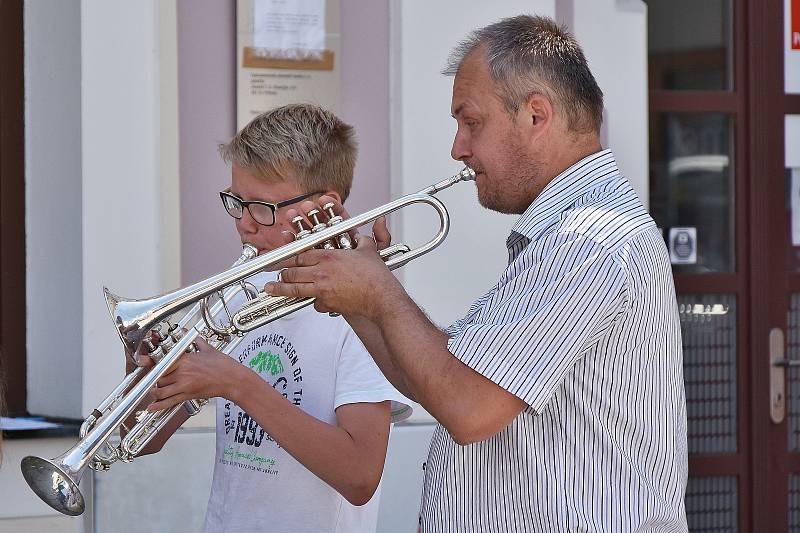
top-left (236, 0), bottom-right (341, 129)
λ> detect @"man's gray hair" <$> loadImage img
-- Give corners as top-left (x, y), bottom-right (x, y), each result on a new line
top-left (444, 15), bottom-right (603, 135)
top-left (219, 103), bottom-right (357, 201)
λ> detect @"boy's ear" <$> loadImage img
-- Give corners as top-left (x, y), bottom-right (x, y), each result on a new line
top-left (322, 190), bottom-right (343, 205)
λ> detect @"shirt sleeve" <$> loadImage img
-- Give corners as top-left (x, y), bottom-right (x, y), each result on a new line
top-left (334, 323), bottom-right (413, 423)
top-left (448, 233), bottom-right (628, 414)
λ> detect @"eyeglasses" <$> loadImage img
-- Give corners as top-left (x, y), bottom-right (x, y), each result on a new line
top-left (219, 190), bottom-right (322, 226)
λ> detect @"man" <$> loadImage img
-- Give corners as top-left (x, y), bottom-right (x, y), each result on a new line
top-left (267, 15), bottom-right (688, 532)
top-left (138, 103), bottom-right (411, 533)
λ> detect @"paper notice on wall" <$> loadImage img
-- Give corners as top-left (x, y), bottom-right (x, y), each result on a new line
top-left (253, 0), bottom-right (325, 59)
top-left (669, 227), bottom-right (697, 265)
top-left (237, 0), bottom-right (340, 128)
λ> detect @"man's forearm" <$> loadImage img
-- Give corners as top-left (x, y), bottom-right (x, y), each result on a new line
top-left (370, 292), bottom-right (462, 422)
top-left (370, 290), bottom-right (527, 445)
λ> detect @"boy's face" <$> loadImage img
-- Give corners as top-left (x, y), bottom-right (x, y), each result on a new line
top-left (230, 163), bottom-right (309, 253)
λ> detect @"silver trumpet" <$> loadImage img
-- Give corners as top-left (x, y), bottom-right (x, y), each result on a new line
top-left (20, 167), bottom-right (475, 516)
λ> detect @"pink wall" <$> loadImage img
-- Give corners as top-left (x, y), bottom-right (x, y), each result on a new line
top-left (178, 0), bottom-right (391, 285)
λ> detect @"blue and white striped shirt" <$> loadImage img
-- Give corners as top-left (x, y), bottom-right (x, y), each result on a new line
top-left (420, 150), bottom-right (688, 532)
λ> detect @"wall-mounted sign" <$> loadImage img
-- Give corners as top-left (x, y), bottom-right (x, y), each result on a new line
top-left (237, 0), bottom-right (341, 129)
top-left (787, 0), bottom-right (800, 93)
top-left (669, 227), bottom-right (697, 265)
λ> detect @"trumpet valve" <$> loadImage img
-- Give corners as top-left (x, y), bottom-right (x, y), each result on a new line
top-left (307, 209), bottom-right (329, 234)
top-left (321, 203), bottom-right (353, 249)
top-left (308, 209), bottom-right (336, 249)
top-left (292, 216), bottom-right (312, 240)
top-left (322, 202), bottom-right (338, 220)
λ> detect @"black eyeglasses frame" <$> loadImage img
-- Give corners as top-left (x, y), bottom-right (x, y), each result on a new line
top-left (219, 190), bottom-right (322, 227)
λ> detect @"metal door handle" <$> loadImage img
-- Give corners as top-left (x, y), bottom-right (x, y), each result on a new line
top-left (773, 358), bottom-right (800, 367)
top-left (770, 328), bottom-right (786, 423)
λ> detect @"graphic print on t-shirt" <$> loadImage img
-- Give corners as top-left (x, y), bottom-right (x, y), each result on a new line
top-left (220, 331), bottom-right (303, 478)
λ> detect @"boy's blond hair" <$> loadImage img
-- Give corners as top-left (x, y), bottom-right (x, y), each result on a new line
top-left (219, 104), bottom-right (357, 201)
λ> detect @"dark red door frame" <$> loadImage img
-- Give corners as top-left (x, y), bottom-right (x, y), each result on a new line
top-left (0, 0), bottom-right (27, 416)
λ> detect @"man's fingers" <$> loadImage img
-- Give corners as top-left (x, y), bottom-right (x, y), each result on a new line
top-left (134, 353), bottom-right (156, 368)
top-left (193, 337), bottom-right (211, 351)
top-left (372, 217), bottom-right (391, 250)
top-left (265, 248), bottom-right (326, 271)
top-left (265, 280), bottom-right (317, 299)
top-left (354, 233), bottom-right (378, 252)
top-left (273, 266), bottom-right (317, 284)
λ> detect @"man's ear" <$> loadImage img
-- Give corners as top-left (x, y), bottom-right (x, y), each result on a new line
top-left (523, 93), bottom-right (553, 138)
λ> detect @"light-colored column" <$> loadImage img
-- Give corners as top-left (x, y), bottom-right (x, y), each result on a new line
top-left (80, 0), bottom-right (180, 414)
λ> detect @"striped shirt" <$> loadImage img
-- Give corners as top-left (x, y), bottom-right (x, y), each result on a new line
top-left (420, 150), bottom-right (688, 532)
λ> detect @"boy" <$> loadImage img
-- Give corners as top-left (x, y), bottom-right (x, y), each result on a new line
top-left (139, 104), bottom-right (410, 533)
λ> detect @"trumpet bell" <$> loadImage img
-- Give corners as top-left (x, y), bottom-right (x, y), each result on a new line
top-left (21, 455), bottom-right (86, 516)
top-left (103, 287), bottom-right (165, 355)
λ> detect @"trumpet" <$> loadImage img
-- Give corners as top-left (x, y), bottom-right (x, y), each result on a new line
top-left (20, 166), bottom-right (475, 516)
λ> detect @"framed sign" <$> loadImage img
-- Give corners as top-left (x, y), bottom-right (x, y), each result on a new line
top-left (236, 0), bottom-right (341, 128)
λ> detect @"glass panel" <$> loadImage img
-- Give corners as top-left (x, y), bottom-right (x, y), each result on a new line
top-left (648, 0), bottom-right (733, 91)
top-left (650, 113), bottom-right (736, 274)
top-left (791, 475), bottom-right (800, 532)
top-left (787, 294), bottom-right (800, 451)
top-left (685, 476), bottom-right (738, 532)
top-left (788, 116), bottom-right (800, 269)
top-left (679, 294), bottom-right (737, 454)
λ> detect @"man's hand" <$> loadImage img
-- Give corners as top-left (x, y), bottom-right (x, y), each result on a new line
top-left (265, 233), bottom-right (404, 321)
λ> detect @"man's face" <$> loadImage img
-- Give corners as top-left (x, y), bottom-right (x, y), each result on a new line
top-left (229, 163), bottom-right (307, 253)
top-left (450, 53), bottom-right (543, 214)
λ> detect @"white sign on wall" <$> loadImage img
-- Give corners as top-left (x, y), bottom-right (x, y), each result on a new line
top-left (786, 0), bottom-right (800, 93)
top-left (237, 0), bottom-right (341, 129)
top-left (669, 227), bottom-right (698, 265)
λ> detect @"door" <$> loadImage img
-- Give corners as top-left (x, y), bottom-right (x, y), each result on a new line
top-left (753, 0), bottom-right (800, 531)
top-left (649, 0), bottom-right (800, 530)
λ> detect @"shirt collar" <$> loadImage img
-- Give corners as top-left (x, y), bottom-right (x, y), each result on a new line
top-left (508, 149), bottom-right (620, 245)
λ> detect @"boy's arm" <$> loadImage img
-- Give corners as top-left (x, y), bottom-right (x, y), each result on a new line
top-left (234, 373), bottom-right (391, 506)
top-left (147, 341), bottom-right (392, 506)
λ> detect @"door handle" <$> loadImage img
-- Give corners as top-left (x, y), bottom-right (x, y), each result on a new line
top-left (773, 359), bottom-right (800, 367)
top-left (770, 327), bottom-right (787, 423)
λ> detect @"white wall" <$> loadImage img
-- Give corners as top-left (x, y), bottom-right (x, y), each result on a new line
top-left (389, 0), bottom-right (555, 334)
top-left (80, 0), bottom-right (181, 415)
top-left (573, 0), bottom-right (648, 203)
top-left (0, 437), bottom-right (87, 531)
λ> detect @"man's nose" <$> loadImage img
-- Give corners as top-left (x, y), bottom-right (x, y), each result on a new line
top-left (451, 129), bottom-right (471, 161)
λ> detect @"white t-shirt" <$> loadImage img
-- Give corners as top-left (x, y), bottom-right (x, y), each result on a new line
top-left (204, 272), bottom-right (411, 533)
